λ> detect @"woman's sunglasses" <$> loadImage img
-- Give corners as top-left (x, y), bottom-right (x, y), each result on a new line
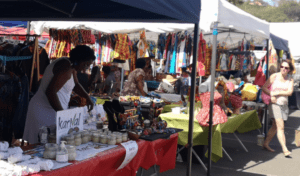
top-left (280, 66), bottom-right (290, 70)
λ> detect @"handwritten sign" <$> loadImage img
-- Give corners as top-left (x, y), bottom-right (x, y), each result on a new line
top-left (117, 141), bottom-right (138, 170)
top-left (56, 107), bottom-right (84, 144)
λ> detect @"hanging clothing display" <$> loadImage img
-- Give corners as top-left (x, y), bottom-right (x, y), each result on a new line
top-left (157, 34), bottom-right (166, 59)
top-left (137, 30), bottom-right (148, 58)
top-left (48, 29), bottom-right (93, 60)
top-left (114, 34), bottom-right (130, 61)
top-left (169, 34), bottom-right (177, 74)
top-left (197, 33), bottom-right (206, 76)
top-left (220, 53), bottom-right (228, 71)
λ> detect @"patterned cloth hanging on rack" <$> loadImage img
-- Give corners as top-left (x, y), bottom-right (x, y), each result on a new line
top-left (137, 30), bottom-right (148, 58)
top-left (164, 34), bottom-right (172, 73)
top-left (169, 34), bottom-right (177, 74)
top-left (197, 33), bottom-right (206, 76)
top-left (114, 34), bottom-right (130, 60)
top-left (177, 37), bottom-right (186, 72)
top-left (157, 34), bottom-right (166, 59)
top-left (205, 46), bottom-right (212, 76)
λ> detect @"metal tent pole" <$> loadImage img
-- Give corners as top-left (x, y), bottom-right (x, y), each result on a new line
top-left (186, 22), bottom-right (199, 176)
top-left (207, 22), bottom-right (218, 176)
top-left (26, 21), bottom-right (31, 42)
top-left (263, 39), bottom-right (270, 137)
top-left (120, 68), bottom-right (124, 92)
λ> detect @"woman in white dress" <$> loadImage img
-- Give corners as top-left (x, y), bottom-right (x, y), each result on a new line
top-left (23, 45), bottom-right (95, 144)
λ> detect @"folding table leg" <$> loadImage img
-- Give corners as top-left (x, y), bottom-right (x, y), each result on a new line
top-left (233, 132), bottom-right (248, 152)
top-left (140, 168), bottom-right (144, 176)
top-left (192, 148), bottom-right (207, 172)
top-left (153, 164), bottom-right (158, 175)
top-left (222, 147), bottom-right (233, 161)
top-left (177, 146), bottom-right (185, 155)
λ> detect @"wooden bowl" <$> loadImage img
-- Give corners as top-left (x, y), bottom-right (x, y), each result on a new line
top-left (128, 131), bottom-right (141, 140)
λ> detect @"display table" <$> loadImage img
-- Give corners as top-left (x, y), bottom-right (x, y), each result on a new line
top-left (220, 110), bottom-right (261, 134)
top-left (29, 134), bottom-right (178, 176)
top-left (159, 113), bottom-right (222, 162)
top-left (162, 102), bottom-right (201, 114)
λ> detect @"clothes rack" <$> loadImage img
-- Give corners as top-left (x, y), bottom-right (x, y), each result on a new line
top-left (0, 34), bottom-right (41, 91)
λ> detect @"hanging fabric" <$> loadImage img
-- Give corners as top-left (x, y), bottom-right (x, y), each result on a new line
top-left (114, 34), bottom-right (130, 61)
top-left (137, 30), bottom-right (148, 58)
top-left (169, 34), bottom-right (177, 74)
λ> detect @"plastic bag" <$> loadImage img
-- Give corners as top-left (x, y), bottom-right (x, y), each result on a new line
top-left (241, 83), bottom-right (258, 101)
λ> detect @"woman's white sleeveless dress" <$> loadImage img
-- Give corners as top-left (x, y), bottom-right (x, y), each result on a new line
top-left (23, 57), bottom-right (75, 144)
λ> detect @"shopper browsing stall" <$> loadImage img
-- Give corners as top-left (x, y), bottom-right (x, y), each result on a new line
top-left (262, 60), bottom-right (294, 157)
top-left (120, 58), bottom-right (148, 96)
top-left (144, 57), bottom-right (154, 81)
top-left (102, 66), bottom-right (116, 95)
top-left (23, 45), bottom-right (95, 144)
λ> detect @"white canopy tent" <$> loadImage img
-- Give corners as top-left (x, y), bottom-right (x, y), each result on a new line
top-left (31, 0), bottom-right (270, 48)
top-left (270, 22), bottom-right (300, 61)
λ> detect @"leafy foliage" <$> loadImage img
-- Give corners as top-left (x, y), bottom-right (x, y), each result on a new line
top-left (228, 0), bottom-right (300, 22)
top-left (237, 2), bottom-right (294, 22)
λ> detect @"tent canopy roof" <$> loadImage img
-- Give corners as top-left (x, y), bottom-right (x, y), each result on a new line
top-left (0, 0), bottom-right (200, 23)
top-left (270, 22), bottom-right (299, 59)
top-left (270, 33), bottom-right (289, 52)
top-left (200, 0), bottom-right (269, 39)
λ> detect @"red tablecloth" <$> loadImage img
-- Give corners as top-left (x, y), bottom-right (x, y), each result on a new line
top-left (31, 133), bottom-right (178, 176)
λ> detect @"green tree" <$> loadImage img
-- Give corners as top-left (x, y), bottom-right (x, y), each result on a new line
top-left (237, 2), bottom-right (294, 22)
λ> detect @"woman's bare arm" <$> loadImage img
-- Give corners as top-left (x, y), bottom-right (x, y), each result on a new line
top-left (45, 60), bottom-right (73, 111)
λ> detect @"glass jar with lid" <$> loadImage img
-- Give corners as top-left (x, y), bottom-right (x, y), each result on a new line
top-left (116, 134), bottom-right (122, 144)
top-left (92, 132), bottom-right (100, 143)
top-left (66, 145), bottom-right (77, 161)
top-left (48, 133), bottom-right (56, 144)
top-left (74, 132), bottom-right (82, 146)
top-left (100, 135), bottom-right (108, 144)
top-left (81, 130), bottom-right (89, 144)
top-left (122, 133), bottom-right (128, 142)
top-left (108, 136), bottom-right (116, 145)
top-left (65, 134), bottom-right (75, 146)
top-left (43, 143), bottom-right (58, 159)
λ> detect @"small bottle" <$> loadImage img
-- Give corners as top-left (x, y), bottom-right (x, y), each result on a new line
top-left (81, 130), bottom-right (89, 144)
top-left (122, 133), bottom-right (128, 142)
top-left (92, 132), bottom-right (100, 143)
top-left (65, 134), bottom-right (75, 146)
top-left (108, 136), bottom-right (116, 145)
top-left (56, 141), bottom-right (68, 163)
top-left (74, 132), bottom-right (82, 146)
top-left (100, 135), bottom-right (108, 144)
top-left (116, 134), bottom-right (122, 144)
top-left (39, 126), bottom-right (48, 145)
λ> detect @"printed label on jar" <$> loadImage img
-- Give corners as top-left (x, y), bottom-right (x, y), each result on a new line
top-left (56, 154), bottom-right (68, 162)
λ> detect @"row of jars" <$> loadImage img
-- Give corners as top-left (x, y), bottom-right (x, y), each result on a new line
top-left (92, 131), bottom-right (128, 145)
top-left (60, 129), bottom-right (128, 146)
top-left (43, 143), bottom-right (77, 161)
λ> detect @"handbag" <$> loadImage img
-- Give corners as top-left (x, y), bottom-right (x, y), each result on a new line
top-left (261, 84), bottom-right (272, 105)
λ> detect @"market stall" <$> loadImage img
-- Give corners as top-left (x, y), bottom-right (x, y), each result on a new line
top-left (0, 1), bottom-right (202, 176)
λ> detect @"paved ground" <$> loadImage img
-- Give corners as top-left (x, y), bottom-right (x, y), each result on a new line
top-left (139, 110), bottom-right (300, 176)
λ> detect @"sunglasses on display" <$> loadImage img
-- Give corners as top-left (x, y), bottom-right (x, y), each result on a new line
top-left (280, 66), bottom-right (290, 70)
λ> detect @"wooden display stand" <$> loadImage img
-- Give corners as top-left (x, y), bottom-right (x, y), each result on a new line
top-left (29, 37), bottom-right (40, 92)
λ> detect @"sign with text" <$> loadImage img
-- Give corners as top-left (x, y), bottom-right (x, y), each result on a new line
top-left (117, 141), bottom-right (138, 170)
top-left (56, 107), bottom-right (84, 144)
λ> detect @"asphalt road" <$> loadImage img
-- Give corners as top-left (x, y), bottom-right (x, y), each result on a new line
top-left (139, 110), bottom-right (300, 176)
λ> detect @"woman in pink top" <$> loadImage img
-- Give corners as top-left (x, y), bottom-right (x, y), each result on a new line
top-left (262, 60), bottom-right (294, 157)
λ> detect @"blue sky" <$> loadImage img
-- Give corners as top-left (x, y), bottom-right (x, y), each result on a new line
top-left (263, 0), bottom-right (274, 6)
